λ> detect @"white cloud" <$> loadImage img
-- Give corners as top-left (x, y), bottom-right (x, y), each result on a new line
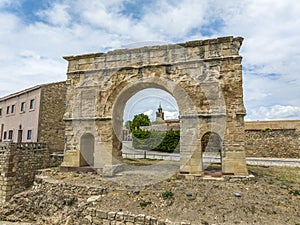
top-left (74, 0), bottom-right (162, 42)
top-left (247, 105), bottom-right (300, 121)
top-left (37, 3), bottom-right (71, 26)
top-left (0, 12), bottom-right (21, 38)
top-left (123, 88), bottom-right (179, 122)
top-left (142, 0), bottom-right (209, 40)
top-left (164, 111), bottom-right (179, 120)
top-left (212, 0), bottom-right (300, 120)
top-left (143, 109), bottom-right (154, 120)
top-left (224, 1), bottom-right (300, 74)
top-left (0, 0), bottom-right (299, 120)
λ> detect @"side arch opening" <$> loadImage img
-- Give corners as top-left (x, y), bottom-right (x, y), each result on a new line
top-left (201, 132), bottom-right (222, 176)
top-left (80, 133), bottom-right (95, 167)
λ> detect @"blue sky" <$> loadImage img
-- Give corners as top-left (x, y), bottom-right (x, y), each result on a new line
top-left (0, 0), bottom-right (300, 121)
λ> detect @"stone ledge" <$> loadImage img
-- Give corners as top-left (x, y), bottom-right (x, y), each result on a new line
top-left (65, 56), bottom-right (243, 75)
top-left (63, 117), bottom-right (112, 121)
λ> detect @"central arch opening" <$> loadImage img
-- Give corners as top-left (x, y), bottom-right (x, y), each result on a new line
top-left (111, 77), bottom-right (201, 179)
top-left (122, 88), bottom-right (180, 163)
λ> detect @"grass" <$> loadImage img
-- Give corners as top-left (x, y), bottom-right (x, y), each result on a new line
top-left (248, 165), bottom-right (300, 184)
top-left (162, 190), bottom-right (174, 200)
top-left (122, 158), bottom-right (163, 166)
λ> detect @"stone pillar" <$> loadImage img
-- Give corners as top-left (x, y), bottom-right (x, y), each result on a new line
top-left (94, 119), bottom-right (117, 167)
top-left (221, 115), bottom-right (248, 176)
top-left (179, 116), bottom-right (203, 175)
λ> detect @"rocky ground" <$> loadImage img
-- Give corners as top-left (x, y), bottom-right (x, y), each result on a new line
top-left (0, 160), bottom-right (299, 224)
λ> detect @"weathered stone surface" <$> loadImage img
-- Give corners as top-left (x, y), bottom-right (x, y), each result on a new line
top-left (1, 168), bottom-right (300, 224)
top-left (38, 82), bottom-right (67, 153)
top-left (103, 164), bottom-right (126, 177)
top-left (62, 36), bottom-right (248, 176)
top-left (0, 142), bottom-right (60, 203)
top-left (245, 130), bottom-right (300, 158)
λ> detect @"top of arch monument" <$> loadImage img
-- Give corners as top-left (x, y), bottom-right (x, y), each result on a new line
top-left (64, 36), bottom-right (243, 60)
top-left (63, 36), bottom-right (243, 73)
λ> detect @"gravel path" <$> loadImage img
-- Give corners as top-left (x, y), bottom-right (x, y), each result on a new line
top-left (122, 148), bottom-right (300, 167)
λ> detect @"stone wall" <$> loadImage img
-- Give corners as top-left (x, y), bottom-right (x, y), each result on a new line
top-left (0, 142), bottom-right (61, 203)
top-left (3, 177), bottom-right (192, 224)
top-left (245, 120), bottom-right (300, 131)
top-left (141, 124), bottom-right (180, 132)
top-left (245, 129), bottom-right (300, 158)
top-left (79, 209), bottom-right (189, 224)
top-left (38, 81), bottom-right (67, 153)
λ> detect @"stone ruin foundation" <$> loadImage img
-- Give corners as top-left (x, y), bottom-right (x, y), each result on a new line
top-left (61, 36), bottom-right (248, 176)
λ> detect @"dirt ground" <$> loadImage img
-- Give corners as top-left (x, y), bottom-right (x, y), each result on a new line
top-left (0, 160), bottom-right (300, 224)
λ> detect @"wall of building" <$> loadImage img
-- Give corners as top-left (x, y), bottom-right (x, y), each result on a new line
top-left (0, 87), bottom-right (41, 143)
top-left (0, 81), bottom-right (67, 152)
top-left (0, 142), bottom-right (61, 203)
top-left (38, 81), bottom-right (66, 152)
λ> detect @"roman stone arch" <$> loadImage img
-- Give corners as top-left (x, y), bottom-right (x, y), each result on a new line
top-left (61, 36), bottom-right (248, 176)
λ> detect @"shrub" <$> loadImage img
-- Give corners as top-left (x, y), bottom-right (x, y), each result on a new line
top-left (262, 128), bottom-right (272, 133)
top-left (289, 189), bottom-right (300, 196)
top-left (162, 190), bottom-right (174, 200)
top-left (139, 200), bottom-right (152, 208)
top-left (132, 129), bottom-right (180, 153)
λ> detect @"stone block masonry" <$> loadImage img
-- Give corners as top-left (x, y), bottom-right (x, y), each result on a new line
top-left (0, 142), bottom-right (60, 203)
top-left (5, 176), bottom-right (193, 224)
top-left (38, 81), bottom-right (67, 153)
top-left (245, 129), bottom-right (300, 158)
top-left (82, 209), bottom-right (191, 224)
top-left (245, 120), bottom-right (300, 158)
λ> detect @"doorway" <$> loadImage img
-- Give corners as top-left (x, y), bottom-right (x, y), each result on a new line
top-left (80, 133), bottom-right (95, 167)
top-left (201, 132), bottom-right (222, 176)
top-left (18, 130), bottom-right (23, 143)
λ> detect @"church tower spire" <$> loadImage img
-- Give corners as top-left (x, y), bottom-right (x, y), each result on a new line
top-left (156, 104), bottom-right (164, 121)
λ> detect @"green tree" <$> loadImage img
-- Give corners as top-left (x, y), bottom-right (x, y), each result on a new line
top-left (130, 113), bottom-right (151, 131)
top-left (125, 120), bottom-right (132, 130)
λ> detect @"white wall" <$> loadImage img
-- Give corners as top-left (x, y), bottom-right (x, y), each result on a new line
top-left (0, 88), bottom-right (41, 142)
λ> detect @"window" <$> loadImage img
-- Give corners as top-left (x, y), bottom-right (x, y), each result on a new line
top-left (6, 106), bottom-right (10, 114)
top-left (21, 102), bottom-right (26, 112)
top-left (29, 99), bottom-right (35, 110)
top-left (3, 131), bottom-right (7, 140)
top-left (8, 130), bottom-right (13, 140)
top-left (11, 104), bottom-right (15, 114)
top-left (0, 108), bottom-right (2, 116)
top-left (27, 130), bottom-right (32, 140)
